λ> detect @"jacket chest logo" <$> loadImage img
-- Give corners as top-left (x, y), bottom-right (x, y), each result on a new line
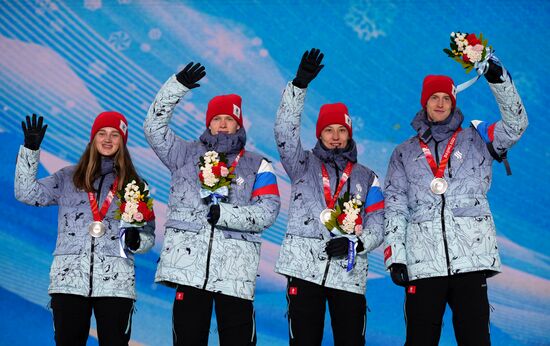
top-left (454, 150), bottom-right (463, 161)
top-left (236, 176), bottom-right (244, 186)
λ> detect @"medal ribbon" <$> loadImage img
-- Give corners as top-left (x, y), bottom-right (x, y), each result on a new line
top-left (347, 240), bottom-right (355, 272)
top-left (419, 128), bottom-right (461, 178)
top-left (88, 177), bottom-right (119, 222)
top-left (229, 149), bottom-right (245, 172)
top-left (321, 161), bottom-right (354, 209)
top-left (219, 149), bottom-right (245, 203)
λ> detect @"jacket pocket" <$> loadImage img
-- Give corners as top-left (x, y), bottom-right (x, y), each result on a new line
top-left (160, 228), bottom-right (200, 269)
top-left (53, 232), bottom-right (84, 256)
top-left (450, 195), bottom-right (491, 217)
top-left (101, 255), bottom-right (135, 280)
top-left (50, 255), bottom-right (82, 289)
top-left (222, 230), bottom-right (262, 243)
top-left (165, 219), bottom-right (202, 232)
top-left (405, 217), bottom-right (438, 266)
top-left (451, 214), bottom-right (498, 258)
top-left (286, 217), bottom-right (326, 239)
top-left (217, 238), bottom-right (260, 283)
top-left (451, 206), bottom-right (491, 217)
top-left (410, 210), bottom-right (435, 224)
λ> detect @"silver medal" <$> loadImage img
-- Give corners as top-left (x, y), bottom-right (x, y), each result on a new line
top-left (430, 178), bottom-right (448, 195)
top-left (320, 208), bottom-right (333, 224)
top-left (88, 221), bottom-right (106, 238)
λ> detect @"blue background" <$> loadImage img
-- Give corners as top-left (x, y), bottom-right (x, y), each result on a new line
top-left (0, 1), bottom-right (548, 345)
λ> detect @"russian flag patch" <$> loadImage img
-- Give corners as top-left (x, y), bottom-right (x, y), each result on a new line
top-left (251, 160), bottom-right (279, 197)
top-left (365, 176), bottom-right (384, 213)
top-left (471, 120), bottom-right (496, 144)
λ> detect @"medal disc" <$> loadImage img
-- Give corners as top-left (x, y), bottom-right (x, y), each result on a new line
top-left (430, 178), bottom-right (448, 195)
top-left (89, 221), bottom-right (106, 238)
top-left (319, 208), bottom-right (333, 224)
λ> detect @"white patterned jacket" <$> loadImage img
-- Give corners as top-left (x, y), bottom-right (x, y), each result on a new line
top-left (145, 76), bottom-right (280, 300)
top-left (15, 151), bottom-right (155, 299)
top-left (383, 74), bottom-right (528, 280)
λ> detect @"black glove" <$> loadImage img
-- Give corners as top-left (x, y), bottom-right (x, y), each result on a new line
top-left (207, 204), bottom-right (220, 226)
top-left (22, 114), bottom-right (48, 150)
top-left (292, 48), bottom-right (325, 88)
top-left (176, 62), bottom-right (206, 89)
top-left (326, 237), bottom-right (350, 257)
top-left (356, 239), bottom-right (364, 253)
top-left (389, 263), bottom-right (409, 287)
top-left (484, 57), bottom-right (505, 84)
top-left (124, 227), bottom-right (141, 251)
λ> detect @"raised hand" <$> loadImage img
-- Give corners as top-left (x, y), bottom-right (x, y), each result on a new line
top-left (484, 56), bottom-right (506, 84)
top-left (176, 62), bottom-right (206, 89)
top-left (22, 114), bottom-right (47, 150)
top-left (292, 48), bottom-right (325, 88)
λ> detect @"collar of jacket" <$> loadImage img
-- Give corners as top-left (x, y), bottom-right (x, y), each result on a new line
top-left (312, 138), bottom-right (358, 170)
top-left (411, 108), bottom-right (464, 143)
top-left (99, 156), bottom-right (115, 175)
top-left (199, 127), bottom-right (247, 155)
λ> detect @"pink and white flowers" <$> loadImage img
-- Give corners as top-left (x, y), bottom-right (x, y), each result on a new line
top-left (339, 195), bottom-right (363, 235)
top-left (444, 31), bottom-right (491, 73)
top-left (198, 151), bottom-right (235, 192)
top-left (114, 179), bottom-right (155, 226)
top-left (323, 192), bottom-right (363, 236)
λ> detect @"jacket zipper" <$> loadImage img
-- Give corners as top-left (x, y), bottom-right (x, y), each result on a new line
top-left (321, 256), bottom-right (332, 286)
top-left (434, 142), bottom-right (451, 275)
top-left (203, 224), bottom-right (215, 289)
top-left (89, 173), bottom-right (107, 296)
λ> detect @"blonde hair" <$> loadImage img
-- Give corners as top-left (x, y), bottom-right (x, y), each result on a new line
top-left (73, 139), bottom-right (141, 192)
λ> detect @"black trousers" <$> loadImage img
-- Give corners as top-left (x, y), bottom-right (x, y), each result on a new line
top-left (286, 277), bottom-right (367, 346)
top-left (50, 293), bottom-right (134, 346)
top-left (172, 285), bottom-right (257, 346)
top-left (404, 271), bottom-right (491, 346)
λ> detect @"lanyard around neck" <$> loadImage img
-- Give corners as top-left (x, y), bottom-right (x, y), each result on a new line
top-left (418, 128), bottom-right (461, 178)
top-left (87, 177), bottom-right (119, 222)
top-left (321, 161), bottom-right (354, 209)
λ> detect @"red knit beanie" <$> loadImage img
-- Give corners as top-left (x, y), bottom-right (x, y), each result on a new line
top-left (316, 103), bottom-right (353, 138)
top-left (90, 111), bottom-right (128, 143)
top-left (420, 75), bottom-right (457, 108)
top-left (205, 94), bottom-right (243, 128)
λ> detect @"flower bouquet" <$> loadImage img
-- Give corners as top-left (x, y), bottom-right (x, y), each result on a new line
top-left (198, 151), bottom-right (236, 204)
top-left (323, 192), bottom-right (363, 236)
top-left (443, 32), bottom-right (492, 73)
top-left (114, 179), bottom-right (154, 257)
top-left (114, 179), bottom-right (155, 227)
top-left (322, 192), bottom-right (363, 272)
